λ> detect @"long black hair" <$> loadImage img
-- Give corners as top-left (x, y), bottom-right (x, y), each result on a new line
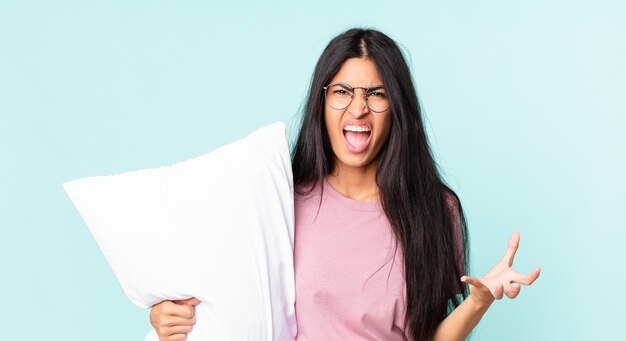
top-left (291, 28), bottom-right (470, 340)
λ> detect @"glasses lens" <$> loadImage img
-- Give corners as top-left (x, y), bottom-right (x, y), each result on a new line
top-left (326, 84), bottom-right (353, 110)
top-left (325, 84), bottom-right (390, 112)
top-left (366, 88), bottom-right (390, 112)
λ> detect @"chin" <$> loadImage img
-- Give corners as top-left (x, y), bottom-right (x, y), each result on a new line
top-left (335, 152), bottom-right (377, 170)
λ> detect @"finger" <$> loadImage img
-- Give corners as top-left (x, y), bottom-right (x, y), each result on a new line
top-left (492, 282), bottom-right (504, 300)
top-left (165, 334), bottom-right (187, 341)
top-left (164, 324), bottom-right (194, 336)
top-left (161, 314), bottom-right (196, 327)
top-left (187, 298), bottom-right (201, 306)
top-left (510, 267), bottom-right (541, 286)
top-left (501, 231), bottom-right (520, 266)
top-left (504, 282), bottom-right (521, 299)
top-left (175, 297), bottom-right (201, 306)
top-left (162, 301), bottom-right (196, 319)
top-left (152, 301), bottom-right (183, 327)
top-left (461, 276), bottom-right (487, 290)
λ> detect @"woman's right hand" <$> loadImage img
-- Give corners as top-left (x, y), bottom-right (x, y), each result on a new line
top-left (150, 297), bottom-right (200, 341)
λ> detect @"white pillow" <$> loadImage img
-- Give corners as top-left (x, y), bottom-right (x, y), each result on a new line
top-left (63, 122), bottom-right (297, 340)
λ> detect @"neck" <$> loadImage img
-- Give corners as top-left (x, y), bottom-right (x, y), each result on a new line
top-left (325, 160), bottom-right (379, 201)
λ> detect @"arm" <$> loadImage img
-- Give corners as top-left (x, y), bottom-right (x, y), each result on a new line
top-left (433, 232), bottom-right (541, 341)
top-left (432, 294), bottom-right (493, 341)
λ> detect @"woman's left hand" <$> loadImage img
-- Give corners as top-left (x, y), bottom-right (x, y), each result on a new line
top-left (461, 231), bottom-right (541, 307)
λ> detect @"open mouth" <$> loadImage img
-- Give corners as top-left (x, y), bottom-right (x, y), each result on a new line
top-left (343, 124), bottom-right (372, 153)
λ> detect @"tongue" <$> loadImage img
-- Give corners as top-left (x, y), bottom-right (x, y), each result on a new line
top-left (344, 131), bottom-right (370, 151)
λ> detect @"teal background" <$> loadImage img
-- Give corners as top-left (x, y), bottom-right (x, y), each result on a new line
top-left (1, 1), bottom-right (624, 340)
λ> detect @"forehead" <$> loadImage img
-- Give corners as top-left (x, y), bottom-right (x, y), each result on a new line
top-left (329, 58), bottom-right (383, 87)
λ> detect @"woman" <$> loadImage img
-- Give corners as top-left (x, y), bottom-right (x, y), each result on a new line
top-left (150, 28), bottom-right (540, 341)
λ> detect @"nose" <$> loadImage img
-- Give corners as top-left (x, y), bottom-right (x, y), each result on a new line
top-left (347, 89), bottom-right (369, 118)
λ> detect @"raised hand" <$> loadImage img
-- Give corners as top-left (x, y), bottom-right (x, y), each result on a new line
top-left (461, 231), bottom-right (541, 306)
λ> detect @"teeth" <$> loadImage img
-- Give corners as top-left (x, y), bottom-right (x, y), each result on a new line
top-left (344, 125), bottom-right (371, 132)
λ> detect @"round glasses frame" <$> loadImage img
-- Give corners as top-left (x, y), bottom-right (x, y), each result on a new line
top-left (323, 82), bottom-right (390, 113)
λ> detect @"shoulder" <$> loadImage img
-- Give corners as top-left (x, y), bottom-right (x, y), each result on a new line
top-left (442, 188), bottom-right (466, 276)
top-left (443, 189), bottom-right (461, 222)
top-left (294, 181), bottom-right (323, 215)
top-left (294, 181), bottom-right (322, 201)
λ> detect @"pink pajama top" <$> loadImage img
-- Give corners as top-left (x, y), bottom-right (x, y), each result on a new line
top-left (294, 180), bottom-right (408, 340)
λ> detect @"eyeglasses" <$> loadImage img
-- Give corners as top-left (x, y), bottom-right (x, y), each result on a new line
top-left (323, 83), bottom-right (390, 113)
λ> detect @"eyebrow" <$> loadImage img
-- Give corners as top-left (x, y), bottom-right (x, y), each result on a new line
top-left (335, 83), bottom-right (386, 91)
top-left (367, 85), bottom-right (385, 91)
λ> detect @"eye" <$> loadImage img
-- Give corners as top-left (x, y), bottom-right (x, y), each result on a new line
top-left (368, 90), bottom-right (387, 98)
top-left (332, 88), bottom-right (352, 97)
